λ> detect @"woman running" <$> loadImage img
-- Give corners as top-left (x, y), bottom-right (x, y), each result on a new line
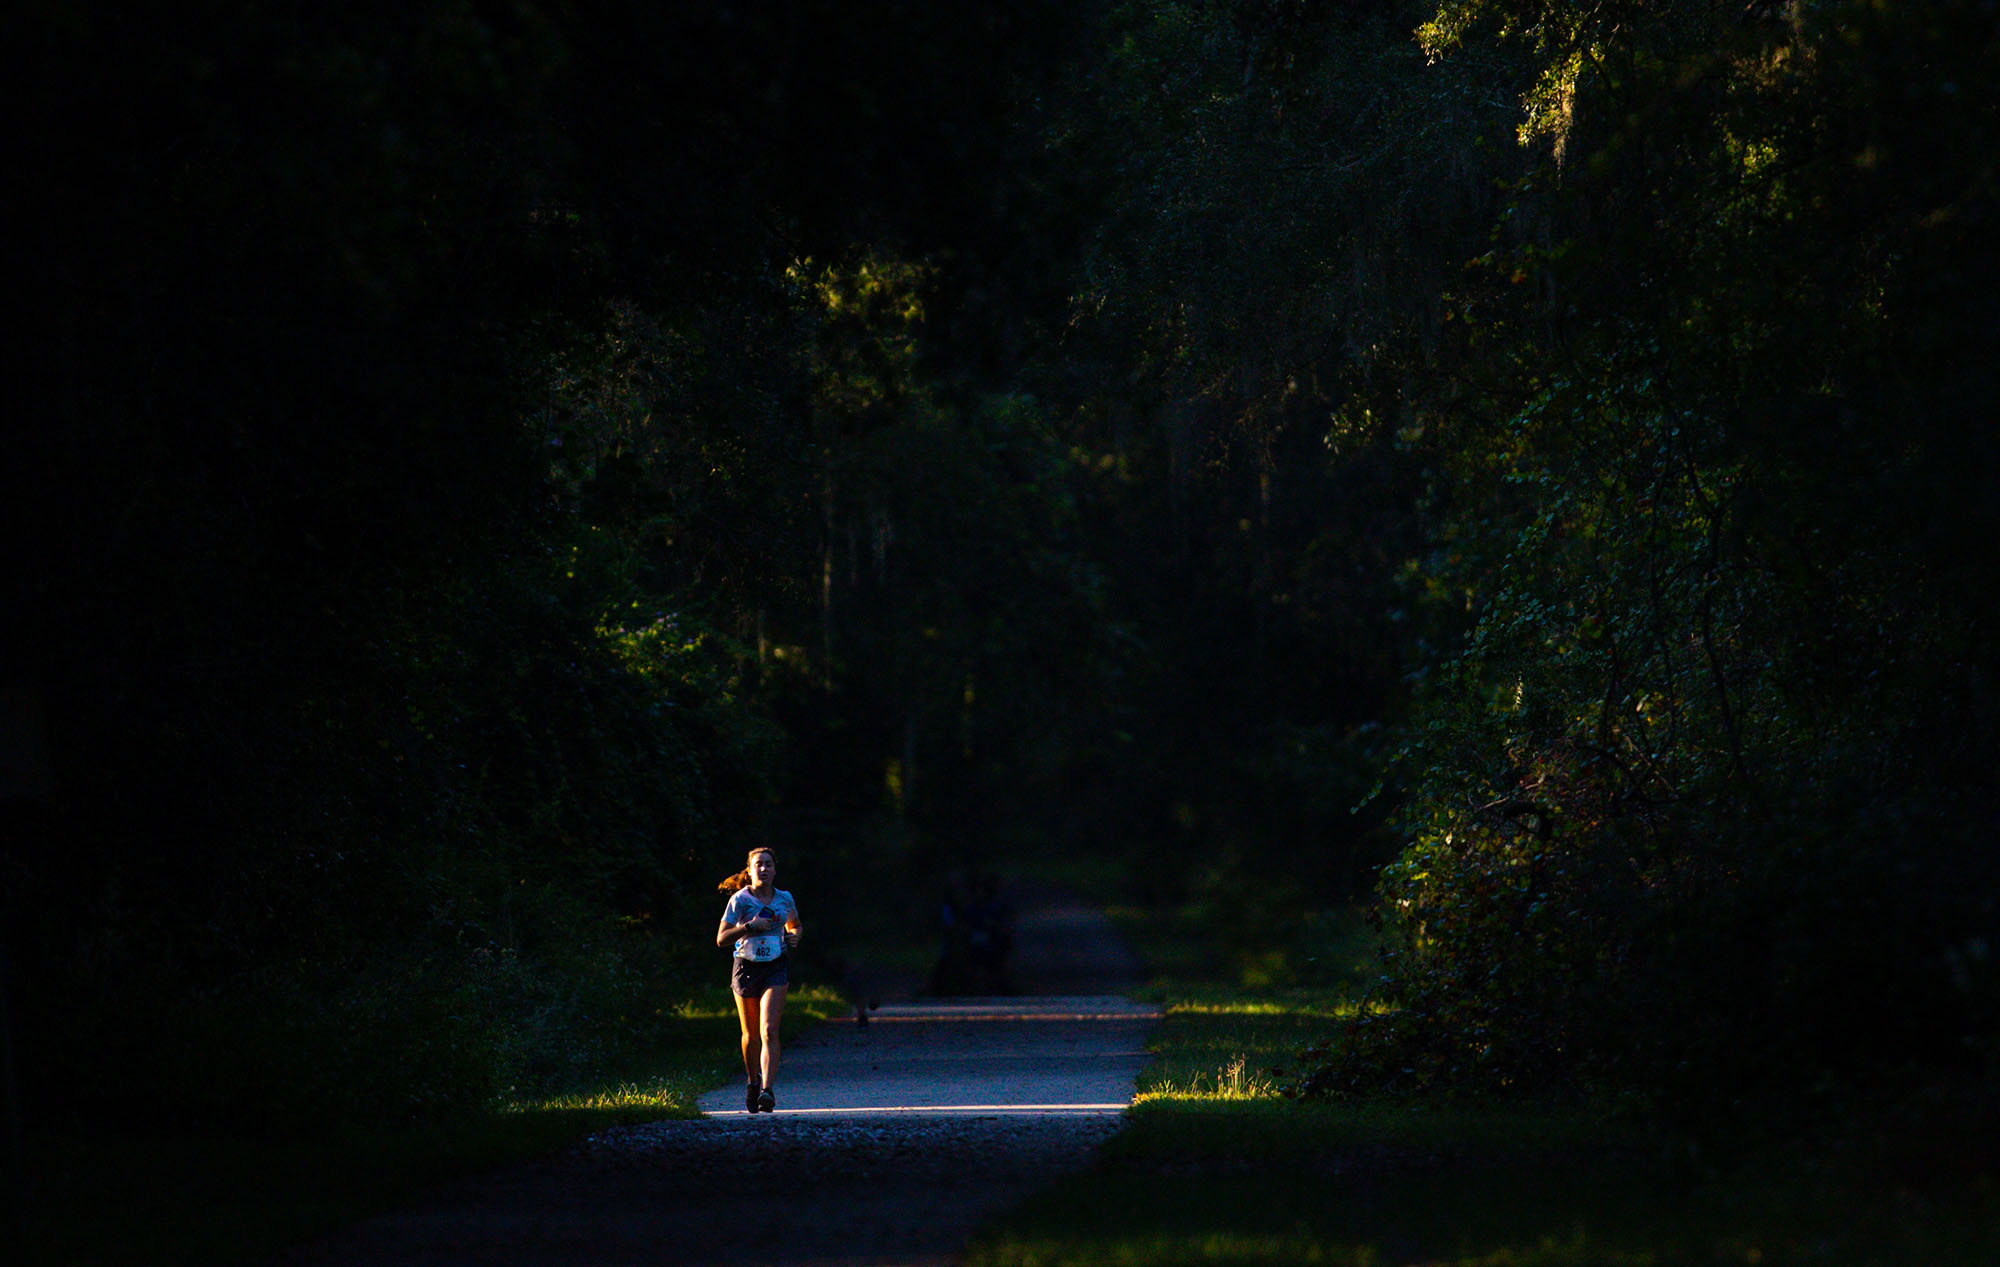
top-left (716, 846), bottom-right (801, 1113)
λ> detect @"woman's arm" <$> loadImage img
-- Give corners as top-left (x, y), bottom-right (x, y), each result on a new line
top-left (717, 912), bottom-right (781, 949)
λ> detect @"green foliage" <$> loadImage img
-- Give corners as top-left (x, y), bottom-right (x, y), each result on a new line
top-left (999, 0), bottom-right (1453, 899)
top-left (9, 0), bottom-right (1130, 1142)
top-left (1114, 903), bottom-right (1383, 998)
top-left (11, 0), bottom-right (807, 1134)
top-left (970, 979), bottom-right (2000, 1267)
top-left (14, 0), bottom-right (1997, 1156)
top-left (1294, 0), bottom-right (2000, 1108)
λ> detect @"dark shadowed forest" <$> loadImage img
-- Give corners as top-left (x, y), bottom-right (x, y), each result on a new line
top-left (6, 0), bottom-right (1998, 1163)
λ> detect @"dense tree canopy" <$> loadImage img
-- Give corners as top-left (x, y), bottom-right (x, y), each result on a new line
top-left (7, 0), bottom-right (1995, 1130)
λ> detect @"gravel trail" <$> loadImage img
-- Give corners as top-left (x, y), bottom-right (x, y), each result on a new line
top-left (270, 887), bottom-right (1156, 1266)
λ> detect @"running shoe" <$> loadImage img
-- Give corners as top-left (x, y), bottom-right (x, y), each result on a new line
top-left (756, 1088), bottom-right (775, 1113)
top-left (745, 1079), bottom-right (760, 1113)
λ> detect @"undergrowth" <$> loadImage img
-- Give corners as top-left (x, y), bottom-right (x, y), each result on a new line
top-left (965, 904), bottom-right (2000, 1267)
top-left (17, 984), bottom-right (846, 1265)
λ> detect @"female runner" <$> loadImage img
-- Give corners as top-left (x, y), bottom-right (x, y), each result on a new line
top-left (715, 846), bottom-right (800, 1113)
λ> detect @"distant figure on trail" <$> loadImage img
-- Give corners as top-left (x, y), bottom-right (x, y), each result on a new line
top-left (929, 869), bottom-right (1014, 995)
top-left (716, 846), bottom-right (801, 1113)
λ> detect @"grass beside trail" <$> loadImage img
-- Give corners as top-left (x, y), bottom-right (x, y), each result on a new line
top-left (964, 906), bottom-right (2000, 1267)
top-left (19, 984), bottom-right (847, 1266)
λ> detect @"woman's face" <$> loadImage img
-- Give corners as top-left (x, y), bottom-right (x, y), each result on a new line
top-left (748, 849), bottom-right (777, 888)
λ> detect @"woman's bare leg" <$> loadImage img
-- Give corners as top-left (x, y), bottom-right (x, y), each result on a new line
top-left (736, 992), bottom-right (763, 1085)
top-left (758, 985), bottom-right (787, 1092)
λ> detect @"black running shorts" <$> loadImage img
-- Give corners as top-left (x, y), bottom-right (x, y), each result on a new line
top-left (731, 954), bottom-right (790, 998)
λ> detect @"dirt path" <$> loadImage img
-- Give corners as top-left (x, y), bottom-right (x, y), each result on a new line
top-left (271, 886), bottom-right (1158, 1266)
